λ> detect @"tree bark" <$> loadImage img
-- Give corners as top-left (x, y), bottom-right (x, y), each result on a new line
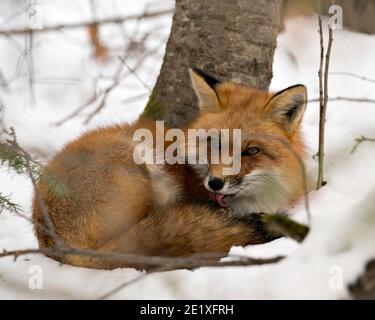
top-left (145, 0), bottom-right (282, 128)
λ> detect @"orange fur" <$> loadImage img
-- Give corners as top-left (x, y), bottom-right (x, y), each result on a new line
top-left (187, 76), bottom-right (308, 214)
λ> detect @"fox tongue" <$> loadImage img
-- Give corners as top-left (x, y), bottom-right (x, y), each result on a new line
top-left (208, 192), bottom-right (228, 208)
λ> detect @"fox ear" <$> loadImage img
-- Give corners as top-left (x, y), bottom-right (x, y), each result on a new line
top-left (265, 84), bottom-right (307, 134)
top-left (189, 68), bottom-right (220, 112)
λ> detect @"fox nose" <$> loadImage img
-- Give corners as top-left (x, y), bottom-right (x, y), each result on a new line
top-left (208, 177), bottom-right (225, 191)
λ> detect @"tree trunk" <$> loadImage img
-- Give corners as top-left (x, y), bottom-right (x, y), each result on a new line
top-left (144, 0), bottom-right (282, 128)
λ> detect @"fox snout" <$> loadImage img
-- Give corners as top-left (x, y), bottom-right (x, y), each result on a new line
top-left (203, 175), bottom-right (231, 208)
top-left (207, 177), bottom-right (225, 191)
top-left (204, 174), bottom-right (230, 193)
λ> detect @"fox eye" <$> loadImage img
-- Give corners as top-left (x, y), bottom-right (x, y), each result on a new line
top-left (241, 147), bottom-right (260, 157)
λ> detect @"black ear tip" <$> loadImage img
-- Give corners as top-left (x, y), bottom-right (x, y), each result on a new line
top-left (296, 84), bottom-right (307, 97)
top-left (272, 84), bottom-right (307, 100)
top-left (191, 66), bottom-right (201, 74)
top-left (297, 84), bottom-right (307, 89)
top-left (287, 84), bottom-right (307, 91)
top-left (292, 84), bottom-right (307, 94)
top-left (190, 67), bottom-right (205, 76)
top-left (190, 67), bottom-right (221, 89)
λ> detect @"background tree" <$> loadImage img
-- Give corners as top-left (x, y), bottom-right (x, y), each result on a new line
top-left (145, 0), bottom-right (283, 127)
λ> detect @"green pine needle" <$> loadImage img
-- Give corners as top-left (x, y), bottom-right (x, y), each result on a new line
top-left (0, 141), bottom-right (70, 199)
top-left (0, 192), bottom-right (22, 214)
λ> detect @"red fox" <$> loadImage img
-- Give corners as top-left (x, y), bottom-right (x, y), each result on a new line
top-left (32, 68), bottom-right (307, 269)
top-left (187, 69), bottom-right (307, 215)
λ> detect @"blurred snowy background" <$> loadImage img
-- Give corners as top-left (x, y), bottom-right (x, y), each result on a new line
top-left (1, 0), bottom-right (375, 299)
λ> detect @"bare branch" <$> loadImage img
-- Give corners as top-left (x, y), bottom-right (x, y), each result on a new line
top-left (330, 72), bottom-right (375, 84)
top-left (0, 246), bottom-right (283, 270)
top-left (317, 16), bottom-right (333, 189)
top-left (0, 244), bottom-right (282, 300)
top-left (119, 57), bottom-right (152, 92)
top-left (0, 95), bottom-right (7, 135)
top-left (54, 46), bottom-right (158, 126)
top-left (87, 0), bottom-right (108, 60)
top-left (317, 15), bottom-right (325, 189)
top-left (5, 128), bottom-right (64, 248)
top-left (25, 1), bottom-right (36, 107)
top-left (83, 58), bottom-right (126, 124)
top-left (351, 135), bottom-right (375, 154)
top-left (99, 250), bottom-right (284, 299)
top-left (308, 97), bottom-right (375, 104)
top-left (0, 9), bottom-right (173, 37)
top-left (99, 273), bottom-right (149, 300)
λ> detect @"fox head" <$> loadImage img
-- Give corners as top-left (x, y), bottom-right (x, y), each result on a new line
top-left (187, 68), bottom-right (308, 215)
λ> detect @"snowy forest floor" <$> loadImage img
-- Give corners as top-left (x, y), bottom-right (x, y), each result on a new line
top-left (1, 0), bottom-right (375, 299)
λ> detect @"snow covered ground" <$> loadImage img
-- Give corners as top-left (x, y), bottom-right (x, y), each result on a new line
top-left (1, 1), bottom-right (375, 299)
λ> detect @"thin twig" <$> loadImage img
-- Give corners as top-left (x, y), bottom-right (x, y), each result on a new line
top-left (0, 67), bottom-right (7, 88)
top-left (119, 58), bottom-right (152, 92)
top-left (0, 95), bottom-right (7, 135)
top-left (25, 4), bottom-right (36, 108)
top-left (54, 46), bottom-right (157, 126)
top-left (0, 9), bottom-right (173, 36)
top-left (5, 128), bottom-right (64, 248)
top-left (99, 272), bottom-right (149, 300)
top-left (330, 72), bottom-right (375, 84)
top-left (99, 252), bottom-right (282, 299)
top-left (83, 59), bottom-right (125, 124)
top-left (317, 16), bottom-right (333, 189)
top-left (351, 135), bottom-right (375, 154)
top-left (88, 0), bottom-right (108, 60)
top-left (317, 15), bottom-right (324, 189)
top-left (13, 208), bottom-right (65, 244)
top-left (308, 97), bottom-right (375, 104)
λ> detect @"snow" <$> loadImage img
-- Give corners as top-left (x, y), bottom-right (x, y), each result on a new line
top-left (1, 2), bottom-right (375, 299)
